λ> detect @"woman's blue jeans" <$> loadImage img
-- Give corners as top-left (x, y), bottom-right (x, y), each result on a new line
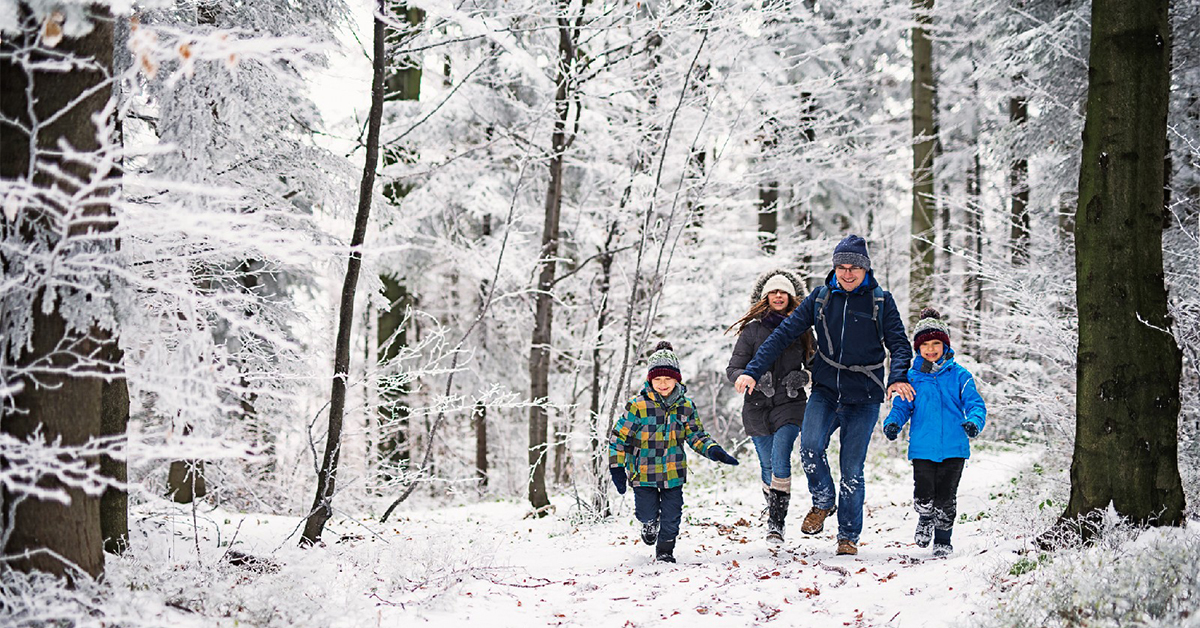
top-left (800, 389), bottom-right (881, 543)
top-left (750, 423), bottom-right (801, 487)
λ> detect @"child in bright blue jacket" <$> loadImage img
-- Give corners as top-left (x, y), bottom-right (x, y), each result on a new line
top-left (882, 308), bottom-right (986, 557)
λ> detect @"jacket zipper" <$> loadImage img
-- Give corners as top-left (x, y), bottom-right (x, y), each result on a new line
top-left (837, 296), bottom-right (848, 402)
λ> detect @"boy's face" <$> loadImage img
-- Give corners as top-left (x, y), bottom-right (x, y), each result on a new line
top-left (919, 339), bottom-right (944, 362)
top-left (651, 376), bottom-right (677, 396)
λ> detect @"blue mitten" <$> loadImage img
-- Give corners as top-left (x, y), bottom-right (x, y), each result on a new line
top-left (883, 423), bottom-right (901, 441)
top-left (707, 446), bottom-right (739, 466)
top-left (963, 421), bottom-right (979, 438)
top-left (610, 467), bottom-right (628, 494)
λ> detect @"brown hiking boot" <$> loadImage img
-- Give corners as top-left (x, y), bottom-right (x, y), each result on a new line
top-left (836, 539), bottom-right (858, 556)
top-left (800, 505), bottom-right (835, 535)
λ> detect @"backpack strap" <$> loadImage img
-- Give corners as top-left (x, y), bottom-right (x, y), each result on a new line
top-left (812, 284), bottom-right (888, 391)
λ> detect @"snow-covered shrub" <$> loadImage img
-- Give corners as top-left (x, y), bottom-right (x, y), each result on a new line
top-left (975, 522), bottom-right (1200, 628)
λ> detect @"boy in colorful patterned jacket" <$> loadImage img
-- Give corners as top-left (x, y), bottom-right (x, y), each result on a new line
top-left (609, 341), bottom-right (740, 563)
top-left (882, 308), bottom-right (987, 558)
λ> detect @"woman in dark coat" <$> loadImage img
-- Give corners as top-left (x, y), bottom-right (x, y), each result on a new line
top-left (726, 269), bottom-right (815, 543)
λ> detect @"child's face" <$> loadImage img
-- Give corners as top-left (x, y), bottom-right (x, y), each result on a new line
top-left (919, 339), bottom-right (944, 362)
top-left (651, 376), bottom-right (677, 396)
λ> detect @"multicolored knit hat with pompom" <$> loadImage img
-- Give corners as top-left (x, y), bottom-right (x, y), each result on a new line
top-left (912, 307), bottom-right (951, 350)
top-left (647, 341), bottom-right (682, 383)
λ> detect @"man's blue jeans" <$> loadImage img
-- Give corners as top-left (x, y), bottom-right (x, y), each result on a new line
top-left (800, 389), bottom-right (880, 543)
top-left (633, 486), bottom-right (684, 542)
top-left (751, 423), bottom-right (801, 487)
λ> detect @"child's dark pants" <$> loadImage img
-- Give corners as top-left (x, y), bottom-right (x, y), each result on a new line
top-left (912, 458), bottom-right (965, 544)
top-left (633, 486), bottom-right (684, 542)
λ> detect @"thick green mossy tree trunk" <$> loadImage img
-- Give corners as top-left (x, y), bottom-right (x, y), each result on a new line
top-left (1062, 0), bottom-right (1184, 538)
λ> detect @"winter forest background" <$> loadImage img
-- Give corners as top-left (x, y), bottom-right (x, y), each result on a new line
top-left (2, 0), bottom-right (1199, 626)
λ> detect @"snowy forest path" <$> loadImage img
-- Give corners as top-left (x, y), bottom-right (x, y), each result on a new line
top-left (370, 443), bottom-right (1041, 627)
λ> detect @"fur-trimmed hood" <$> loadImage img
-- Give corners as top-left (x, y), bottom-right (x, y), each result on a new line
top-left (750, 268), bottom-right (805, 303)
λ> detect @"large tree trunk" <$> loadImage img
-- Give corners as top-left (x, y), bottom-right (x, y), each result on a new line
top-left (528, 0), bottom-right (583, 515)
top-left (0, 5), bottom-right (116, 579)
top-left (910, 0), bottom-right (938, 320)
top-left (1059, 0), bottom-right (1184, 540)
top-left (1009, 91), bottom-right (1030, 265)
top-left (301, 0), bottom-right (386, 545)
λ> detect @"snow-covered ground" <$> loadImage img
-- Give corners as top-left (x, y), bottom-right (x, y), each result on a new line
top-left (107, 441), bottom-right (1047, 628)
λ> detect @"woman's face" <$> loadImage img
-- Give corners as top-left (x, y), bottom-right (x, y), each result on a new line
top-left (767, 290), bottom-right (791, 312)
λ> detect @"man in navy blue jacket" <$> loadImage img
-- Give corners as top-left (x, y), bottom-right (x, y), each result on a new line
top-left (734, 235), bottom-right (913, 556)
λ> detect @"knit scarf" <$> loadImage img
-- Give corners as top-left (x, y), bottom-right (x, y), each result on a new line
top-left (762, 311), bottom-right (787, 329)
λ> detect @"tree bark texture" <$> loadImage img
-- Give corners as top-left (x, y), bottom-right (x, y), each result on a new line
top-left (0, 5), bottom-right (115, 579)
top-left (528, 0), bottom-right (580, 514)
top-left (376, 3), bottom-right (422, 484)
top-left (473, 402), bottom-right (488, 489)
top-left (1065, 0), bottom-right (1184, 532)
top-left (99, 339), bottom-right (128, 554)
top-left (758, 181), bottom-right (779, 255)
top-left (301, 0), bottom-right (386, 545)
top-left (590, 221), bottom-right (617, 516)
top-left (910, 0), bottom-right (937, 320)
top-left (1009, 93), bottom-right (1030, 265)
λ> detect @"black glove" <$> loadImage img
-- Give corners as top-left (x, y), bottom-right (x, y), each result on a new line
top-left (781, 370), bottom-right (810, 398)
top-left (963, 421), bottom-right (979, 438)
top-left (610, 467), bottom-right (628, 494)
top-left (756, 371), bottom-right (776, 398)
top-left (708, 446), bottom-right (739, 466)
top-left (883, 423), bottom-right (900, 441)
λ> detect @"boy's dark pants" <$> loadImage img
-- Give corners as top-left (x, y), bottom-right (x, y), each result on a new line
top-left (912, 458), bottom-right (965, 544)
top-left (633, 486), bottom-right (684, 542)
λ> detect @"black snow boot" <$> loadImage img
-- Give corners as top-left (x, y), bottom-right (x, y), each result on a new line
top-left (640, 519), bottom-right (659, 546)
top-left (767, 488), bottom-right (790, 544)
top-left (655, 538), bottom-right (677, 563)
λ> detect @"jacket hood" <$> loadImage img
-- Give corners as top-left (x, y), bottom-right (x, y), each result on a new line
top-left (751, 268), bottom-right (805, 303)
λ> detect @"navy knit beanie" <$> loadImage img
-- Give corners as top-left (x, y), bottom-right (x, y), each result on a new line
top-left (832, 234), bottom-right (871, 270)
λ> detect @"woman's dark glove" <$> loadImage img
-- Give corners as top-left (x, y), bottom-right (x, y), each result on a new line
top-left (963, 422), bottom-right (980, 438)
top-left (756, 371), bottom-right (775, 398)
top-left (781, 370), bottom-right (810, 398)
top-left (610, 467), bottom-right (628, 494)
top-left (883, 423), bottom-right (901, 441)
top-left (707, 446), bottom-right (739, 466)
